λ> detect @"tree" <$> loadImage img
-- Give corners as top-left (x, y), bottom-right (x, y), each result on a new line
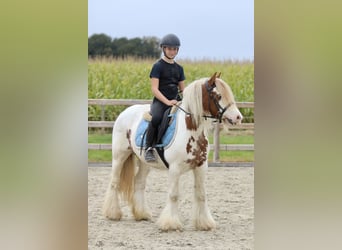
top-left (88, 34), bottom-right (112, 57)
top-left (141, 36), bottom-right (161, 58)
top-left (88, 34), bottom-right (161, 58)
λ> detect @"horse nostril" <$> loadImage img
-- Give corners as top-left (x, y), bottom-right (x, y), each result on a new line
top-left (237, 115), bottom-right (241, 120)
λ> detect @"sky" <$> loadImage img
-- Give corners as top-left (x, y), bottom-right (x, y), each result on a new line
top-left (88, 0), bottom-right (254, 61)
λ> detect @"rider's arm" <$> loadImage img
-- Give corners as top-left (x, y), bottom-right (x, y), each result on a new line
top-left (178, 80), bottom-right (185, 93)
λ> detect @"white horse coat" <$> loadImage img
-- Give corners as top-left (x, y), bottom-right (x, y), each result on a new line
top-left (103, 73), bottom-right (243, 231)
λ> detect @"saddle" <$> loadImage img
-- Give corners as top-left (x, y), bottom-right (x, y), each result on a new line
top-left (135, 104), bottom-right (180, 168)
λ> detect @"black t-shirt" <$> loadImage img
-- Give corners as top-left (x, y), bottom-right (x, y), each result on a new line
top-left (149, 59), bottom-right (185, 100)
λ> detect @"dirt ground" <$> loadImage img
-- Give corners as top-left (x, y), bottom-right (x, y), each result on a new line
top-left (88, 166), bottom-right (254, 250)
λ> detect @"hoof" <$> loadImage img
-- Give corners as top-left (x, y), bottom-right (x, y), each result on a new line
top-left (157, 218), bottom-right (183, 232)
top-left (195, 219), bottom-right (216, 231)
top-left (103, 209), bottom-right (123, 221)
top-left (133, 209), bottom-right (152, 221)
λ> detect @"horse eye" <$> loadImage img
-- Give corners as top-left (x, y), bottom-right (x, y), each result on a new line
top-left (217, 95), bottom-right (222, 100)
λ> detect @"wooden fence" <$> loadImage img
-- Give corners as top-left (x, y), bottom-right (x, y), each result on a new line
top-left (88, 99), bottom-right (254, 163)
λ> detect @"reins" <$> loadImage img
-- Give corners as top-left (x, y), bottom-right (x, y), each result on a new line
top-left (174, 103), bottom-right (192, 117)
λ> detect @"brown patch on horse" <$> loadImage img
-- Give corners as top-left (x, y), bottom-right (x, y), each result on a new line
top-left (126, 129), bottom-right (132, 149)
top-left (202, 84), bottom-right (210, 113)
top-left (185, 116), bottom-right (198, 130)
top-left (186, 136), bottom-right (195, 153)
top-left (202, 79), bottom-right (221, 118)
top-left (185, 132), bottom-right (208, 168)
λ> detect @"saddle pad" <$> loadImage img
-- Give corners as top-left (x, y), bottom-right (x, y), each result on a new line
top-left (134, 110), bottom-right (178, 149)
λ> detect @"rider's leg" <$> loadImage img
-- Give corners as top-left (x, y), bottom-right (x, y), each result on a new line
top-left (144, 122), bottom-right (157, 162)
top-left (144, 100), bottom-right (167, 162)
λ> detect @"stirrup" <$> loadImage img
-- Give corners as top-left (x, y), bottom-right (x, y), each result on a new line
top-left (144, 147), bottom-right (156, 162)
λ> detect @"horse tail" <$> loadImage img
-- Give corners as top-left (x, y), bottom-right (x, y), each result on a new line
top-left (119, 153), bottom-right (135, 205)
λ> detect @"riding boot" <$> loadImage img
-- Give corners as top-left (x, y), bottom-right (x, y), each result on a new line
top-left (144, 122), bottom-right (157, 162)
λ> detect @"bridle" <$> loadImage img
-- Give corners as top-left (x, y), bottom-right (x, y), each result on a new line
top-left (202, 80), bottom-right (234, 123)
top-left (174, 79), bottom-right (234, 123)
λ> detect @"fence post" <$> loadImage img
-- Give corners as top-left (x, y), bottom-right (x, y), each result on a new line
top-left (213, 122), bottom-right (220, 162)
top-left (100, 105), bottom-right (105, 134)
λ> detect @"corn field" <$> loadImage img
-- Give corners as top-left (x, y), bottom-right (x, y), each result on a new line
top-left (88, 57), bottom-right (254, 123)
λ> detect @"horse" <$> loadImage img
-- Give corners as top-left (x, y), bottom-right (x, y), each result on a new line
top-left (103, 72), bottom-right (243, 231)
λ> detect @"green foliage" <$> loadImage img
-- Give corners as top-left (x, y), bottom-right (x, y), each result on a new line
top-left (88, 150), bottom-right (112, 163)
top-left (208, 151), bottom-right (254, 162)
top-left (88, 34), bottom-right (113, 57)
top-left (208, 134), bottom-right (254, 144)
top-left (88, 133), bottom-right (112, 143)
top-left (88, 35), bottom-right (161, 58)
top-left (88, 57), bottom-right (254, 123)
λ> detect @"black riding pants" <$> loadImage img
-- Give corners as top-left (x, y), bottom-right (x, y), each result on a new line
top-left (150, 98), bottom-right (169, 128)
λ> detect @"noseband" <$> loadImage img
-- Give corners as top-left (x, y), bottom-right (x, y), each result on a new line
top-left (203, 80), bottom-right (233, 123)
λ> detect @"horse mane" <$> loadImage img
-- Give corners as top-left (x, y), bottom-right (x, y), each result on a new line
top-left (182, 77), bottom-right (235, 128)
top-left (182, 78), bottom-right (205, 128)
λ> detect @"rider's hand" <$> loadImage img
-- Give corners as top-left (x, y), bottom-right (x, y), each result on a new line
top-left (168, 99), bottom-right (178, 106)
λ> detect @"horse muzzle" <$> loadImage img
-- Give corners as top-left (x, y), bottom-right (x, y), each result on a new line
top-left (223, 114), bottom-right (243, 125)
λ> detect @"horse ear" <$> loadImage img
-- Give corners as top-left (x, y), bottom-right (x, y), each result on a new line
top-left (217, 72), bottom-right (221, 78)
top-left (208, 72), bottom-right (217, 86)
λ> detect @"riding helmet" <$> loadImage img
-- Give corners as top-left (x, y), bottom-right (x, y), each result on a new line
top-left (160, 34), bottom-right (181, 48)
